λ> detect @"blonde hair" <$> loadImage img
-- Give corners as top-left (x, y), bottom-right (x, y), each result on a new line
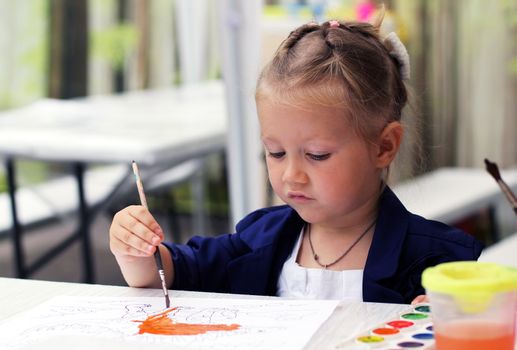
top-left (256, 19), bottom-right (408, 143)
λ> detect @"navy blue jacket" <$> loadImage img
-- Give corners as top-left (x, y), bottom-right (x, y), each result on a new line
top-left (164, 187), bottom-right (483, 304)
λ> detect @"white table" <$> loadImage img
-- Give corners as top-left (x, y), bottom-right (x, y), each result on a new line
top-left (0, 81), bottom-right (226, 166)
top-left (393, 167), bottom-right (517, 239)
top-left (479, 232), bottom-right (517, 267)
top-left (0, 277), bottom-right (410, 350)
top-left (0, 81), bottom-right (227, 282)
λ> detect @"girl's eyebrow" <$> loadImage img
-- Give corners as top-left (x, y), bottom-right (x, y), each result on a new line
top-left (261, 137), bottom-right (280, 144)
top-left (305, 139), bottom-right (339, 148)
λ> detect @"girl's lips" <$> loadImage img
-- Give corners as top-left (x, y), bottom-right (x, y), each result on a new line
top-left (287, 192), bottom-right (313, 201)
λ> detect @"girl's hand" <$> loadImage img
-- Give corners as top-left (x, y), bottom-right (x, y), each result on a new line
top-left (411, 294), bottom-right (429, 305)
top-left (109, 205), bottom-right (164, 262)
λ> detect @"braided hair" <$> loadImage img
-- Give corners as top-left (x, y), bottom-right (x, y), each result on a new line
top-left (256, 19), bottom-right (408, 142)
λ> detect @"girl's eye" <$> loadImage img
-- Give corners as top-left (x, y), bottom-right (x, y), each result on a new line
top-left (307, 153), bottom-right (330, 161)
top-left (268, 151), bottom-right (285, 159)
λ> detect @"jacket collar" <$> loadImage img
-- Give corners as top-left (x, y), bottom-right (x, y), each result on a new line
top-left (227, 207), bottom-right (303, 295)
top-left (363, 186), bottom-right (411, 302)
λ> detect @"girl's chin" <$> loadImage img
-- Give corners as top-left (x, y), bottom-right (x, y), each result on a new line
top-left (291, 208), bottom-right (326, 224)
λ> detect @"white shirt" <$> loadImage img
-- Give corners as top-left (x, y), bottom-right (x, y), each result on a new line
top-left (277, 230), bottom-right (364, 300)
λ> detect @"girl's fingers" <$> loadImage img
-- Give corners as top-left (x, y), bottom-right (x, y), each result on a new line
top-left (122, 226), bottom-right (156, 254)
top-left (121, 214), bottom-right (160, 246)
top-left (109, 206), bottom-right (164, 259)
top-left (411, 294), bottom-right (428, 305)
top-left (126, 205), bottom-right (164, 239)
top-left (111, 232), bottom-right (154, 257)
top-left (114, 206), bottom-right (163, 245)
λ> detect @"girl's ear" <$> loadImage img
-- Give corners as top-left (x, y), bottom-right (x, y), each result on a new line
top-left (374, 121), bottom-right (403, 168)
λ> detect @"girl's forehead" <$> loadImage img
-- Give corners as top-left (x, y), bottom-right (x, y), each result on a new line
top-left (258, 100), bottom-right (351, 124)
top-left (259, 103), bottom-right (357, 137)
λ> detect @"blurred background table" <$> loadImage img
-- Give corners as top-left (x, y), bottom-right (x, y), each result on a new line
top-left (479, 232), bottom-right (517, 267)
top-left (0, 81), bottom-right (227, 282)
top-left (394, 167), bottom-right (517, 243)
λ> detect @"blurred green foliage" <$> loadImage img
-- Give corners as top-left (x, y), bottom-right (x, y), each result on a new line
top-left (0, 161), bottom-right (53, 194)
top-left (503, 0), bottom-right (517, 75)
top-left (0, 0), bottom-right (47, 110)
top-left (0, 173), bottom-right (6, 193)
top-left (17, 161), bottom-right (53, 185)
top-left (156, 174), bottom-right (230, 217)
top-left (510, 58), bottom-right (517, 75)
top-left (90, 23), bottom-right (138, 71)
top-left (19, 0), bottom-right (48, 99)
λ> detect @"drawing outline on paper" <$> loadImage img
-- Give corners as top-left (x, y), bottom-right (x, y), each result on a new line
top-left (0, 296), bottom-right (338, 350)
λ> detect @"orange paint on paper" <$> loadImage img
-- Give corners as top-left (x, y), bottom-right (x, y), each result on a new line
top-left (133, 307), bottom-right (240, 336)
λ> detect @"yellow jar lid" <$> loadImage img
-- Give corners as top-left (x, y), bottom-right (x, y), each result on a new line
top-left (422, 261), bottom-right (517, 295)
top-left (422, 261), bottom-right (517, 313)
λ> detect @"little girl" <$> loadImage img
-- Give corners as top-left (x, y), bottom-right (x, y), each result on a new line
top-left (109, 17), bottom-right (483, 304)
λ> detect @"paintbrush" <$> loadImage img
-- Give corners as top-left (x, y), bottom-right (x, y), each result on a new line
top-left (132, 160), bottom-right (171, 308)
top-left (484, 158), bottom-right (517, 215)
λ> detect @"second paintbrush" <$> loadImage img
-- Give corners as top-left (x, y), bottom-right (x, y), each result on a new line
top-left (131, 160), bottom-right (171, 308)
top-left (484, 158), bottom-right (517, 215)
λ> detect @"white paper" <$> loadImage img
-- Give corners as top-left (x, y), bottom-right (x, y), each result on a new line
top-left (0, 296), bottom-right (338, 350)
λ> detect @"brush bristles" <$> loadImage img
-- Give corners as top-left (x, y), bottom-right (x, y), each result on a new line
top-left (484, 158), bottom-right (501, 181)
top-left (485, 158), bottom-right (517, 211)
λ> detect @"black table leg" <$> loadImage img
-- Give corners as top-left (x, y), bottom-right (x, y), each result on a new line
top-left (5, 158), bottom-right (26, 278)
top-left (74, 162), bottom-right (94, 283)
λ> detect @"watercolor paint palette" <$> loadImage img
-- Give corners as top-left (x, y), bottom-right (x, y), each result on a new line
top-left (354, 303), bottom-right (435, 349)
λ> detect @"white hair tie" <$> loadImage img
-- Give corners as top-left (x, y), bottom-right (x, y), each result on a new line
top-left (384, 32), bottom-right (410, 80)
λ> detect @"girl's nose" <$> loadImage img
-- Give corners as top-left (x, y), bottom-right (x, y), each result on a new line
top-left (282, 159), bottom-right (308, 184)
